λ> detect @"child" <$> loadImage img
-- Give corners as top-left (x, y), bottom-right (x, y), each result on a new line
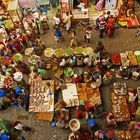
top-left (70, 31), bottom-right (78, 46)
top-left (53, 27), bottom-right (62, 43)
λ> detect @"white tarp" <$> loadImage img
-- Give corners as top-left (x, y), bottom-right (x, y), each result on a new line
top-left (62, 83), bottom-right (79, 107)
top-left (37, 0), bottom-right (50, 5)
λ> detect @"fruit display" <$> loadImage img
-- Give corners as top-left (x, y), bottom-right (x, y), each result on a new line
top-left (126, 51), bottom-right (138, 66)
top-left (134, 51), bottom-right (140, 65)
top-left (64, 67), bottom-right (74, 77)
top-left (74, 47), bottom-right (84, 55)
top-left (84, 47), bottom-right (93, 55)
top-left (25, 48), bottom-right (33, 56)
top-left (65, 47), bottom-right (73, 56)
top-left (13, 53), bottom-right (23, 62)
top-left (54, 48), bottom-right (65, 57)
top-left (28, 55), bottom-right (40, 65)
top-left (44, 48), bottom-right (54, 57)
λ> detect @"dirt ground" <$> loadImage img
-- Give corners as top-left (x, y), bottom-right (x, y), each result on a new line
top-left (0, 24), bottom-right (140, 140)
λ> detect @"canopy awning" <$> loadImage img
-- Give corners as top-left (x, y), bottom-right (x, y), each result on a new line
top-left (7, 0), bottom-right (20, 11)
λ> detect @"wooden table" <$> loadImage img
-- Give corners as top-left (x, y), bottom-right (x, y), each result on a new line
top-left (62, 83), bottom-right (79, 107)
top-left (114, 130), bottom-right (132, 140)
top-left (77, 83), bottom-right (101, 106)
top-left (29, 78), bottom-right (54, 112)
top-left (111, 93), bottom-right (130, 122)
top-left (29, 75), bottom-right (54, 121)
top-left (113, 82), bottom-right (127, 96)
top-left (72, 9), bottom-right (89, 27)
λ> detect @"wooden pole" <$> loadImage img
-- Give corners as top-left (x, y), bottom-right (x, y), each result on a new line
top-left (16, 10), bottom-right (25, 30)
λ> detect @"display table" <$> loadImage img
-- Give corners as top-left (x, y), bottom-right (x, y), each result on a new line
top-left (37, 112), bottom-right (54, 121)
top-left (111, 92), bottom-right (130, 122)
top-left (126, 51), bottom-right (138, 66)
top-left (114, 130), bottom-right (132, 140)
top-left (72, 9), bottom-right (89, 26)
top-left (77, 83), bottom-right (101, 106)
top-left (120, 53), bottom-right (129, 66)
top-left (113, 82), bottom-right (127, 96)
top-left (29, 77), bottom-right (54, 112)
top-left (112, 53), bottom-right (121, 65)
top-left (62, 83), bottom-right (79, 107)
top-left (127, 16), bottom-right (140, 28)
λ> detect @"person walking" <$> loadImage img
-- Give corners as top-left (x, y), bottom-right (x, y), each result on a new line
top-left (63, 12), bottom-right (73, 32)
top-left (106, 15), bottom-right (116, 38)
top-left (53, 27), bottom-right (62, 43)
top-left (98, 17), bottom-right (107, 38)
top-left (84, 26), bottom-right (92, 43)
top-left (70, 31), bottom-right (78, 46)
top-left (94, 41), bottom-right (105, 58)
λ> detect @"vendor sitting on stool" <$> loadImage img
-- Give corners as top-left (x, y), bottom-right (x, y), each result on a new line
top-left (72, 74), bottom-right (82, 84)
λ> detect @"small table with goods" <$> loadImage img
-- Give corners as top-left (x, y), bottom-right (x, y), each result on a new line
top-left (111, 92), bottom-right (130, 122)
top-left (29, 75), bottom-right (54, 121)
top-left (77, 83), bottom-right (102, 107)
top-left (72, 9), bottom-right (89, 27)
top-left (113, 82), bottom-right (127, 96)
top-left (114, 130), bottom-right (132, 140)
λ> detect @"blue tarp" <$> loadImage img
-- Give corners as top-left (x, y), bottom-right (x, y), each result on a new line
top-left (0, 133), bottom-right (10, 140)
top-left (0, 89), bottom-right (7, 98)
top-left (15, 87), bottom-right (22, 95)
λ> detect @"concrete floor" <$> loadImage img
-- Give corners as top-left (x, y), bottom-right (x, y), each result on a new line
top-left (0, 19), bottom-right (140, 140)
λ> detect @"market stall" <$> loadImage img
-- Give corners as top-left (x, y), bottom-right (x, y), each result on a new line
top-left (29, 76), bottom-right (54, 112)
top-left (111, 92), bottom-right (130, 122)
top-left (113, 82), bottom-right (127, 95)
top-left (36, 0), bottom-right (50, 6)
top-left (77, 83), bottom-right (101, 107)
top-left (7, 0), bottom-right (23, 27)
top-left (19, 0), bottom-right (37, 9)
top-left (112, 53), bottom-right (121, 65)
top-left (117, 0), bottom-right (140, 28)
top-left (134, 51), bottom-right (140, 65)
top-left (72, 9), bottom-right (89, 27)
top-left (2, 0), bottom-right (9, 7)
top-left (126, 51), bottom-right (138, 66)
top-left (62, 83), bottom-right (79, 107)
top-left (114, 130), bottom-right (132, 139)
top-left (112, 51), bottom-right (140, 66)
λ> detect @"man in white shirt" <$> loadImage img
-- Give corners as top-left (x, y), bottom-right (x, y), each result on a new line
top-left (53, 15), bottom-right (60, 26)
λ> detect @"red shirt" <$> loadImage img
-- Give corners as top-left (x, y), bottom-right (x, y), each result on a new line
top-left (72, 76), bottom-right (82, 84)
